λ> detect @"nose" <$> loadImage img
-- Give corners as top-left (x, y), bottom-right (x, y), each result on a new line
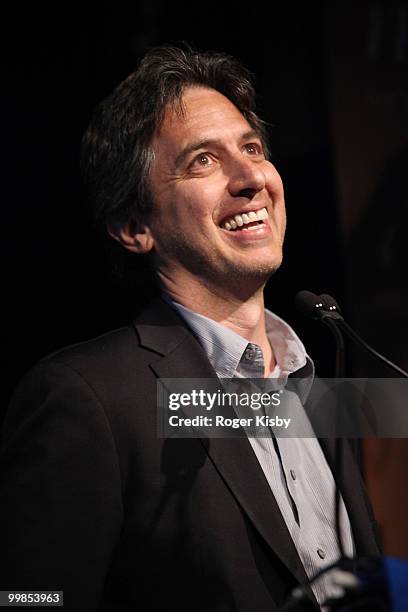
top-left (227, 155), bottom-right (266, 198)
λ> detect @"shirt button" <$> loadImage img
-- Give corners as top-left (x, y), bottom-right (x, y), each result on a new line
top-left (290, 469), bottom-right (296, 481)
top-left (317, 548), bottom-right (326, 559)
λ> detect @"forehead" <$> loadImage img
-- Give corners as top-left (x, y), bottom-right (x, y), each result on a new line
top-left (152, 86), bottom-right (253, 155)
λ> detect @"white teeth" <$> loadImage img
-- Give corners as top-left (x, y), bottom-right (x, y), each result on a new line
top-left (257, 208), bottom-right (268, 221)
top-left (242, 224), bottom-right (262, 231)
top-left (222, 207), bottom-right (269, 231)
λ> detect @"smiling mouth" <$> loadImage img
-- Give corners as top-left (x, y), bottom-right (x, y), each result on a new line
top-left (220, 207), bottom-right (269, 231)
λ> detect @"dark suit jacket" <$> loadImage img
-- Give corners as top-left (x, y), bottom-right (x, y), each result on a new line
top-left (0, 299), bottom-right (380, 611)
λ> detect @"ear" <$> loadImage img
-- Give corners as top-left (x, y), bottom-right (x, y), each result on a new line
top-left (107, 218), bottom-right (154, 254)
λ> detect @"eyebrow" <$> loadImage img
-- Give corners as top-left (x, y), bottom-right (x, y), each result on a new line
top-left (174, 129), bottom-right (262, 169)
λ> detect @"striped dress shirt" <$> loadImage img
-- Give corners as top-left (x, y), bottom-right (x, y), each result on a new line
top-left (168, 299), bottom-right (354, 607)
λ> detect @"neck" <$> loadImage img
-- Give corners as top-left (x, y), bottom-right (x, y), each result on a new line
top-left (159, 269), bottom-right (276, 376)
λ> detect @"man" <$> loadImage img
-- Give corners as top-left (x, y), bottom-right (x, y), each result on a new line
top-left (0, 47), bottom-right (379, 611)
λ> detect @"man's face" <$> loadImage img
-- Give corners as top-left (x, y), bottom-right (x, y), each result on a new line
top-left (146, 86), bottom-right (286, 290)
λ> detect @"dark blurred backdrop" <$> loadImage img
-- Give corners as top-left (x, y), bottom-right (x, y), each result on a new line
top-left (2, 0), bottom-right (408, 414)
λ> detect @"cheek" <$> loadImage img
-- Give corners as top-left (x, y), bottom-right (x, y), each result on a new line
top-left (176, 181), bottom-right (222, 220)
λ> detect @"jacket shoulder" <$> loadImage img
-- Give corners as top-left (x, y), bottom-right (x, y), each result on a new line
top-left (43, 325), bottom-right (140, 371)
top-left (41, 297), bottom-right (186, 373)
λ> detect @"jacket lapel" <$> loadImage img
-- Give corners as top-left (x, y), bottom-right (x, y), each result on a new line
top-left (134, 299), bottom-right (317, 602)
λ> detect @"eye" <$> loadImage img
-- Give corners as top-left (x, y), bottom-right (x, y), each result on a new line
top-left (188, 153), bottom-right (213, 170)
top-left (244, 142), bottom-right (263, 156)
top-left (196, 154), bottom-right (211, 165)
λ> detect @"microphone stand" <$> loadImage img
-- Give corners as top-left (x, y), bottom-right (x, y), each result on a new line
top-left (295, 293), bottom-right (349, 561)
top-left (318, 312), bottom-right (346, 561)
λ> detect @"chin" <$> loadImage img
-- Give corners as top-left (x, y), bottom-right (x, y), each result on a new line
top-left (222, 257), bottom-right (283, 284)
top-left (240, 251), bottom-right (283, 275)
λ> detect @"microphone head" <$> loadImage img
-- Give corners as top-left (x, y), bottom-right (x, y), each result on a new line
top-left (295, 290), bottom-right (326, 320)
top-left (320, 293), bottom-right (342, 314)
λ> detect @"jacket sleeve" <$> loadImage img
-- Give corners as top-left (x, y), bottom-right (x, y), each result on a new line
top-left (0, 360), bottom-right (124, 612)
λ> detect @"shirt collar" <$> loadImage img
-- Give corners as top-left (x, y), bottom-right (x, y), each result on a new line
top-left (164, 295), bottom-right (314, 396)
top-left (264, 309), bottom-right (307, 375)
top-left (164, 297), bottom-right (247, 378)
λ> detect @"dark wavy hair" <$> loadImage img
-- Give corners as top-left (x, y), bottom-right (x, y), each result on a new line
top-left (80, 46), bottom-right (268, 230)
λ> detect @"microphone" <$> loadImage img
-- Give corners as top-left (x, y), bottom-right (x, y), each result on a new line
top-left (295, 290), bottom-right (345, 377)
top-left (296, 290), bottom-right (408, 378)
top-left (295, 290), bottom-right (342, 322)
top-left (319, 293), bottom-right (342, 315)
top-left (295, 290), bottom-right (327, 320)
